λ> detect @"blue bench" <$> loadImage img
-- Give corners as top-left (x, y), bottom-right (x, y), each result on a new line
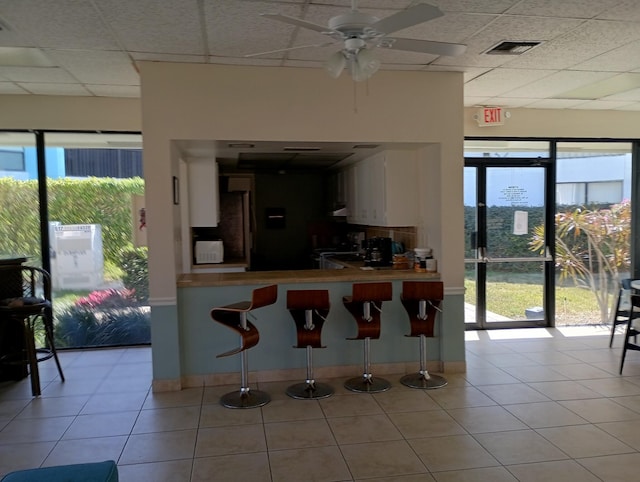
top-left (1, 460), bottom-right (118, 482)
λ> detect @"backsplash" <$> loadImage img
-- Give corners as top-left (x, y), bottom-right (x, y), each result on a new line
top-left (365, 226), bottom-right (416, 252)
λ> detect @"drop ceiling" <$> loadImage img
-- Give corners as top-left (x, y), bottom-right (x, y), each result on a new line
top-left (1, 0), bottom-right (640, 111)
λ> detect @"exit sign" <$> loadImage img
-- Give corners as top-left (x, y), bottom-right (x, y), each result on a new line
top-left (476, 107), bottom-right (505, 127)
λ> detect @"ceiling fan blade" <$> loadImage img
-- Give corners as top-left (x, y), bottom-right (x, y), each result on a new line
top-left (370, 3), bottom-right (443, 36)
top-left (261, 13), bottom-right (334, 34)
top-left (379, 37), bottom-right (467, 56)
top-left (245, 42), bottom-right (335, 58)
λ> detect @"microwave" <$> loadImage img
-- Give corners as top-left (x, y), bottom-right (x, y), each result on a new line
top-left (195, 240), bottom-right (224, 264)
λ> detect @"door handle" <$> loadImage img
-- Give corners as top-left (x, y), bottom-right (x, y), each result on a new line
top-left (478, 247), bottom-right (489, 263)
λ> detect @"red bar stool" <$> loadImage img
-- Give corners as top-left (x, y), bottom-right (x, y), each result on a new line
top-left (285, 289), bottom-right (333, 400)
top-left (400, 281), bottom-right (446, 389)
top-left (210, 284), bottom-right (277, 408)
top-left (343, 282), bottom-right (392, 393)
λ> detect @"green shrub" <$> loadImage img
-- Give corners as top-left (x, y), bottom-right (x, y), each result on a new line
top-left (0, 177), bottom-right (145, 268)
top-left (54, 306), bottom-right (150, 348)
top-left (120, 246), bottom-right (149, 303)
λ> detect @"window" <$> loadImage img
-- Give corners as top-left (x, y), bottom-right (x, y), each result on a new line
top-left (557, 181), bottom-right (623, 205)
top-left (0, 149), bottom-right (25, 171)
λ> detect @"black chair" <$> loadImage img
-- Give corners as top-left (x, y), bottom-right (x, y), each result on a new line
top-left (0, 265), bottom-right (65, 396)
top-left (620, 293), bottom-right (640, 374)
top-left (610, 278), bottom-right (640, 347)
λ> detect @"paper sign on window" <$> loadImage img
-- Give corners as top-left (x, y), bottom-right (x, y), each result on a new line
top-left (513, 210), bottom-right (528, 235)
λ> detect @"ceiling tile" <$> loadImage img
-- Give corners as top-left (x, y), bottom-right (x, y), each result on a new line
top-left (525, 98), bottom-right (591, 109)
top-left (17, 82), bottom-right (91, 96)
top-left (465, 96), bottom-right (493, 106)
top-left (506, 0), bottom-right (621, 18)
top-left (503, 20), bottom-right (640, 70)
top-left (0, 66), bottom-right (76, 83)
top-left (131, 53), bottom-right (207, 64)
top-left (95, 0), bottom-right (205, 55)
top-left (0, 82), bottom-right (28, 94)
top-left (480, 97), bottom-right (540, 108)
top-left (597, 1), bottom-right (640, 21)
top-left (604, 86), bottom-right (640, 102)
top-left (571, 41), bottom-right (640, 72)
top-left (615, 102), bottom-right (640, 111)
top-left (426, 1), bottom-right (521, 14)
top-left (503, 70), bottom-right (615, 98)
top-left (85, 84), bottom-right (140, 98)
top-left (204, 0), bottom-right (304, 57)
top-left (0, 0), bottom-right (118, 49)
top-left (45, 50), bottom-right (139, 85)
top-left (568, 99), bottom-right (636, 110)
top-left (464, 68), bottom-right (555, 97)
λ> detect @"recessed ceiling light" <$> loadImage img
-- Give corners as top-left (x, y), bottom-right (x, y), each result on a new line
top-left (0, 47), bottom-right (55, 67)
top-left (485, 41), bottom-right (542, 55)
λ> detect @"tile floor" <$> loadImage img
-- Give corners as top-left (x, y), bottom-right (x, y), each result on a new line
top-left (2, 326), bottom-right (640, 481)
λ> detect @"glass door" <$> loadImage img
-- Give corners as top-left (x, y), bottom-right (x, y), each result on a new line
top-left (465, 161), bottom-right (552, 329)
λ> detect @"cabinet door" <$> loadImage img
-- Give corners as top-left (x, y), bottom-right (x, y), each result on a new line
top-left (354, 161), bottom-right (369, 223)
top-left (188, 159), bottom-right (219, 227)
top-left (383, 150), bottom-right (418, 226)
top-left (345, 165), bottom-right (358, 223)
top-left (368, 153), bottom-right (386, 224)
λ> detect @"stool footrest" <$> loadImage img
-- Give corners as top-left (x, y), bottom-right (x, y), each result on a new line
top-left (344, 375), bottom-right (391, 393)
top-left (286, 381), bottom-right (333, 400)
top-left (400, 372), bottom-right (447, 389)
top-left (220, 389), bottom-right (270, 409)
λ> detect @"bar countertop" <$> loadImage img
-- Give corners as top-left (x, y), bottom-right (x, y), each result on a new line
top-left (178, 267), bottom-right (439, 287)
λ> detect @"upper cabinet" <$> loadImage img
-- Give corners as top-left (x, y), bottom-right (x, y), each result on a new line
top-left (187, 159), bottom-right (219, 227)
top-left (344, 150), bottom-right (418, 227)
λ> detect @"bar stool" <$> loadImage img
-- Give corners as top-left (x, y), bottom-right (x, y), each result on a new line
top-left (285, 289), bottom-right (333, 400)
top-left (0, 265), bottom-right (65, 397)
top-left (400, 281), bottom-right (446, 389)
top-left (210, 284), bottom-right (277, 408)
top-left (343, 282), bottom-right (392, 393)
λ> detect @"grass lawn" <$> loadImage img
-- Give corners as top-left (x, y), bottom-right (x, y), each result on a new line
top-left (465, 276), bottom-right (609, 325)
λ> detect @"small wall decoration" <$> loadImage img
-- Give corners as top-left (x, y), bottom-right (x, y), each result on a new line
top-left (173, 176), bottom-right (180, 205)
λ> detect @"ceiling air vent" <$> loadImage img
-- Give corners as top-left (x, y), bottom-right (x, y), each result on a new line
top-left (485, 41), bottom-right (541, 55)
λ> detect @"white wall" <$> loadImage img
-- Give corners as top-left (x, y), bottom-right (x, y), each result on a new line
top-left (139, 62), bottom-right (466, 301)
top-left (0, 95), bottom-right (140, 131)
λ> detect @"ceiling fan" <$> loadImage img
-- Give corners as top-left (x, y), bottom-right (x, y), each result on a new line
top-left (248, 1), bottom-right (467, 82)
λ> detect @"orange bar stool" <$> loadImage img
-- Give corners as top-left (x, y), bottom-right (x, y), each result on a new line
top-left (343, 282), bottom-right (393, 393)
top-left (400, 281), bottom-right (446, 389)
top-left (285, 289), bottom-right (333, 400)
top-left (210, 284), bottom-right (277, 408)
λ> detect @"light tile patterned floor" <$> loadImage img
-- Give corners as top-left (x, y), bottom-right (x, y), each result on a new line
top-left (2, 326), bottom-right (640, 481)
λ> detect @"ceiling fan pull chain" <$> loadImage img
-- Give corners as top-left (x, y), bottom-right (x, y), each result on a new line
top-left (353, 80), bottom-right (358, 114)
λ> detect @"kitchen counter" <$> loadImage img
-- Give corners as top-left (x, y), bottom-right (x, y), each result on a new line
top-left (178, 266), bottom-right (439, 287)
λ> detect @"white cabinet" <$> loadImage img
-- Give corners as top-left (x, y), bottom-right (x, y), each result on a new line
top-left (343, 150), bottom-right (418, 227)
top-left (187, 159), bottom-right (219, 227)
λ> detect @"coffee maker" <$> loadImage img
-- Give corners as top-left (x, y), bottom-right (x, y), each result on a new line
top-left (362, 237), bottom-right (393, 267)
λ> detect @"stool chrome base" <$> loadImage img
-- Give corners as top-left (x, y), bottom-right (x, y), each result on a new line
top-left (286, 381), bottom-right (333, 400)
top-left (344, 375), bottom-right (391, 393)
top-left (400, 372), bottom-right (447, 389)
top-left (220, 389), bottom-right (270, 409)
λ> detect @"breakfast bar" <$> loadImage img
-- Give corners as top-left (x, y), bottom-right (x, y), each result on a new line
top-left (169, 266), bottom-right (465, 391)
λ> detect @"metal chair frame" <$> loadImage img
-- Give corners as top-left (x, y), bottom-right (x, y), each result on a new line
top-left (0, 265), bottom-right (65, 396)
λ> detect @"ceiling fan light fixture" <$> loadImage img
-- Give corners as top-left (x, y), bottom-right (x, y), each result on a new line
top-left (325, 51), bottom-right (346, 78)
top-left (351, 48), bottom-right (380, 82)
